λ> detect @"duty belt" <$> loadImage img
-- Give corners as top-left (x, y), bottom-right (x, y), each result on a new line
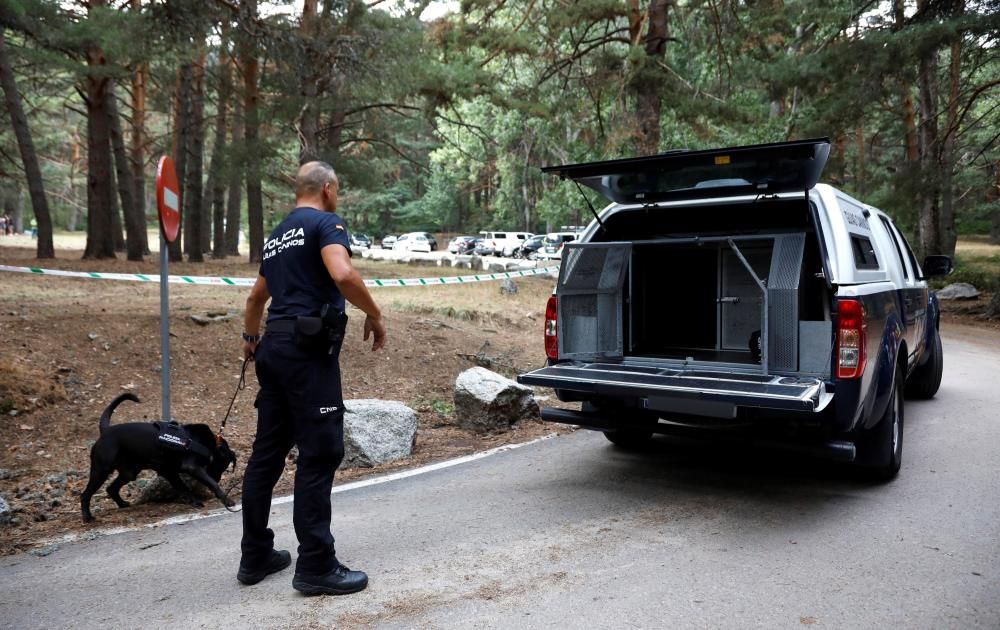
top-left (264, 319), bottom-right (297, 334)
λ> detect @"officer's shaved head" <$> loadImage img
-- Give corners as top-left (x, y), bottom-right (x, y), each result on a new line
top-left (295, 161), bottom-right (338, 197)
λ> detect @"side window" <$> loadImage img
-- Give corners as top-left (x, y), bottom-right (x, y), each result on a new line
top-left (851, 235), bottom-right (880, 270)
top-left (879, 216), bottom-right (909, 280)
top-left (495, 232), bottom-right (507, 239)
top-left (896, 228), bottom-right (922, 278)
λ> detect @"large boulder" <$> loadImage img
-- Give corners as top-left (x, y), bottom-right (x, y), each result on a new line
top-left (454, 367), bottom-right (539, 433)
top-left (343, 400), bottom-right (418, 468)
top-left (936, 282), bottom-right (980, 300)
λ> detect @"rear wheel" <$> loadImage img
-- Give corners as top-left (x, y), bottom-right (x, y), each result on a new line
top-left (905, 330), bottom-right (943, 399)
top-left (594, 405), bottom-right (658, 450)
top-left (856, 365), bottom-right (904, 481)
top-left (603, 427), bottom-right (654, 449)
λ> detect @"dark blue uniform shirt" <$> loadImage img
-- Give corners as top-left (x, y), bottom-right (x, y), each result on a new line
top-left (259, 207), bottom-right (351, 322)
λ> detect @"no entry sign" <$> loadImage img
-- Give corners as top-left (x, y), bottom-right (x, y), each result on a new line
top-left (155, 156), bottom-right (180, 243)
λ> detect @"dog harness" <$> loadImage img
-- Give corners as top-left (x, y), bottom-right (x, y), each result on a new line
top-left (154, 422), bottom-right (214, 461)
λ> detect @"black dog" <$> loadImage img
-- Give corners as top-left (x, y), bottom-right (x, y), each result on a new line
top-left (81, 393), bottom-right (237, 522)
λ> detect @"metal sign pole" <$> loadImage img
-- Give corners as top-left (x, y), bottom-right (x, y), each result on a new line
top-left (159, 232), bottom-right (171, 422)
top-left (155, 155), bottom-right (179, 423)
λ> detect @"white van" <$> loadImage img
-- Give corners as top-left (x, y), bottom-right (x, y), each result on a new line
top-left (480, 231), bottom-right (534, 257)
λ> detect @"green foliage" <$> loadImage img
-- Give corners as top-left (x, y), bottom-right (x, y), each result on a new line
top-left (1, 0), bottom-right (997, 247)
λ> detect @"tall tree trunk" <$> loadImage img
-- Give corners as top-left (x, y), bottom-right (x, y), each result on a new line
top-left (226, 86), bottom-right (243, 257)
top-left (855, 126), bottom-right (865, 197)
top-left (130, 0), bottom-right (148, 255)
top-left (0, 28), bottom-right (54, 258)
top-left (68, 131), bottom-right (82, 232)
top-left (298, 0), bottom-right (322, 162)
top-left (183, 50), bottom-right (206, 262)
top-left (109, 162), bottom-right (126, 252)
top-left (894, 0), bottom-right (919, 163)
top-left (240, 0), bottom-right (264, 264)
top-left (210, 44), bottom-right (231, 259)
top-left (83, 2), bottom-right (116, 261)
top-left (630, 0), bottom-right (670, 156)
top-left (990, 160), bottom-right (1000, 245)
top-left (170, 64), bottom-right (192, 262)
top-left (108, 85), bottom-right (145, 260)
top-left (938, 10), bottom-right (962, 259)
top-left (916, 0), bottom-right (941, 257)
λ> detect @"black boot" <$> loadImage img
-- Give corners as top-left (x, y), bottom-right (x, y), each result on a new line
top-left (237, 549), bottom-right (292, 585)
top-left (292, 563), bottom-right (369, 596)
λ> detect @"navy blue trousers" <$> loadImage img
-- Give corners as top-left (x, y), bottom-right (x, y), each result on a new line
top-left (240, 331), bottom-right (345, 576)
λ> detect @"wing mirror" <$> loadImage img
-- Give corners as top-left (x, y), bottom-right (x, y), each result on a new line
top-left (921, 255), bottom-right (953, 279)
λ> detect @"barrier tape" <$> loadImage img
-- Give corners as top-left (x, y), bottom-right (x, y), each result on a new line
top-left (0, 264), bottom-right (559, 288)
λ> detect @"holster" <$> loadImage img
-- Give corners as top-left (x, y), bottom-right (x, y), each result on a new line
top-left (294, 305), bottom-right (348, 355)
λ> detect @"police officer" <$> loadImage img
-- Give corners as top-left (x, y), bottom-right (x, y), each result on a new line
top-left (236, 161), bottom-right (386, 595)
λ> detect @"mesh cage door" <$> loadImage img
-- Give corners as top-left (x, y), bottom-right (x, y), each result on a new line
top-left (557, 242), bottom-right (631, 360)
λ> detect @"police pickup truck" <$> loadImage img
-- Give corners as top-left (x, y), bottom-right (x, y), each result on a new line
top-left (518, 139), bottom-right (953, 480)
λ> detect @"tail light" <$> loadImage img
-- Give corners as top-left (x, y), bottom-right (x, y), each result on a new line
top-left (544, 296), bottom-right (558, 360)
top-left (836, 298), bottom-right (866, 379)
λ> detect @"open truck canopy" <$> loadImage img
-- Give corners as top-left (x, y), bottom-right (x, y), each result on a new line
top-left (542, 138), bottom-right (831, 205)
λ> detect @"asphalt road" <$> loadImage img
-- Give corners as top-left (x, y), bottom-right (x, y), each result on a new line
top-left (2, 328), bottom-right (998, 629)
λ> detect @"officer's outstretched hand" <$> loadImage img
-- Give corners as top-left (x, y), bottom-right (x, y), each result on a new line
top-left (364, 314), bottom-right (386, 352)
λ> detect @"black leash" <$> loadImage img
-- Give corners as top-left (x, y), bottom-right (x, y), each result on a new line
top-left (219, 355), bottom-right (252, 513)
top-left (220, 355), bottom-right (252, 438)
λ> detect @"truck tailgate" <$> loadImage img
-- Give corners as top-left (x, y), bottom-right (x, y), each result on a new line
top-left (518, 362), bottom-right (830, 413)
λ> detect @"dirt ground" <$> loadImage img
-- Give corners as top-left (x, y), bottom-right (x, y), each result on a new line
top-left (0, 244), bottom-right (567, 554)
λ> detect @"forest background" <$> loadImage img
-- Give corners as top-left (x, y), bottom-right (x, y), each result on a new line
top-left (0, 0), bottom-right (997, 267)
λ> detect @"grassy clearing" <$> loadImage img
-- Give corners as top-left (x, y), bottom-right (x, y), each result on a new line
top-left (382, 276), bottom-right (554, 323)
top-left (935, 239), bottom-right (1000, 292)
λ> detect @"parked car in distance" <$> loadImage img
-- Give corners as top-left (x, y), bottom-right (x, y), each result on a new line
top-left (473, 238), bottom-right (495, 256)
top-left (518, 138), bottom-right (953, 481)
top-left (515, 234), bottom-right (546, 259)
top-left (380, 234), bottom-right (397, 249)
top-left (534, 231), bottom-right (580, 260)
top-left (393, 232), bottom-right (433, 253)
top-left (480, 231), bottom-right (534, 257)
top-left (420, 232), bottom-right (439, 251)
top-left (351, 233), bottom-right (372, 249)
top-left (448, 236), bottom-right (478, 254)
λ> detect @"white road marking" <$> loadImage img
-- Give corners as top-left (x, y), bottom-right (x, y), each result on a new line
top-left (37, 433), bottom-right (559, 548)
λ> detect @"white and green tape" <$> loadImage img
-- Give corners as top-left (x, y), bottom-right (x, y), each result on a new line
top-left (0, 264), bottom-right (559, 288)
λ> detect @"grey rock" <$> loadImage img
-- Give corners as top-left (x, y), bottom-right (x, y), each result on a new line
top-left (0, 468), bottom-right (12, 480)
top-left (500, 279), bottom-right (518, 295)
top-left (0, 495), bottom-right (12, 525)
top-left (30, 544), bottom-right (60, 557)
top-left (454, 367), bottom-right (539, 433)
top-left (138, 475), bottom-right (212, 503)
top-left (46, 473), bottom-right (67, 485)
top-left (190, 314), bottom-right (222, 326)
top-left (343, 400), bottom-right (418, 468)
top-left (936, 282), bottom-right (980, 300)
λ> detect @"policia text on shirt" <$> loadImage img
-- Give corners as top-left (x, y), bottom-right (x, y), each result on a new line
top-left (236, 161), bottom-right (387, 596)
